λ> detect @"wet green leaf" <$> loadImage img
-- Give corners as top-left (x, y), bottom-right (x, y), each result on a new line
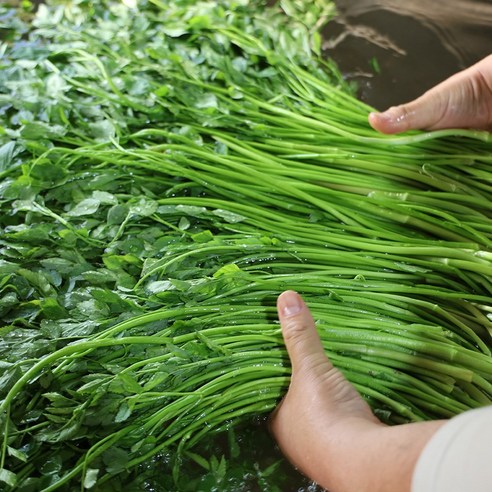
top-left (20, 121), bottom-right (66, 139)
top-left (0, 468), bottom-right (17, 487)
top-left (0, 141), bottom-right (17, 172)
top-left (67, 197), bottom-right (101, 216)
top-left (212, 209), bottom-right (246, 223)
top-left (89, 120), bottom-right (116, 142)
top-left (83, 468), bottom-right (99, 489)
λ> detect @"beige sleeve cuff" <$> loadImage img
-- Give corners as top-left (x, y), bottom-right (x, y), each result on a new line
top-left (412, 406), bottom-right (492, 492)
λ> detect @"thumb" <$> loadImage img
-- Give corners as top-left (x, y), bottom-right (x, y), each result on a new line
top-left (369, 55), bottom-right (492, 134)
top-left (277, 290), bottom-right (332, 376)
top-left (368, 92), bottom-right (445, 134)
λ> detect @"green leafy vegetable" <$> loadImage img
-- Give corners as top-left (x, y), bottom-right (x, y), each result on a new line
top-left (1, 0), bottom-right (492, 490)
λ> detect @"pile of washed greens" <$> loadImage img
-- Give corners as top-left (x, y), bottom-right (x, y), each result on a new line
top-left (1, 0), bottom-right (492, 490)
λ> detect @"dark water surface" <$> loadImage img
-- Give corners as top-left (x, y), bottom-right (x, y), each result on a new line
top-left (327, 0), bottom-right (492, 109)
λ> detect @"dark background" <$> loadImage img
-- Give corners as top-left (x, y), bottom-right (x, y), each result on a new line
top-left (325, 0), bottom-right (492, 109)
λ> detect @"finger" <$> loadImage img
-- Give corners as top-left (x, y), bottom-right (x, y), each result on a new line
top-left (368, 92), bottom-right (444, 134)
top-left (368, 70), bottom-right (459, 134)
top-left (277, 290), bottom-right (332, 375)
top-left (369, 55), bottom-right (492, 134)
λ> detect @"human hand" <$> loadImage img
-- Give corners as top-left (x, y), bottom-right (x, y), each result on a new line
top-left (368, 54), bottom-right (492, 134)
top-left (270, 291), bottom-right (445, 492)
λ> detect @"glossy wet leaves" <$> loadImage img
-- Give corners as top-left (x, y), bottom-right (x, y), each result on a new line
top-left (1, 0), bottom-right (492, 491)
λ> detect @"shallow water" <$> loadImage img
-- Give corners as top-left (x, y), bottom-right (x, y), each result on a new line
top-left (326, 0), bottom-right (492, 109)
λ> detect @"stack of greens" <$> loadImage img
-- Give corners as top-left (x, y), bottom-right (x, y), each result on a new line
top-left (1, 0), bottom-right (492, 490)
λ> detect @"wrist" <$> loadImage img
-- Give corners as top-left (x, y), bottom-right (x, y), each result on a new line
top-left (313, 419), bottom-right (445, 492)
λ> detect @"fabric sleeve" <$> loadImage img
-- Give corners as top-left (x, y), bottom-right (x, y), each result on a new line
top-left (412, 405), bottom-right (492, 491)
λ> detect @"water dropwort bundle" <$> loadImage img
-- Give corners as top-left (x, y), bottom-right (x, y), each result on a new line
top-left (1, 1), bottom-right (492, 489)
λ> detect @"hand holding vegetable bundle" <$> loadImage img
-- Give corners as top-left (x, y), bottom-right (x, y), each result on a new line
top-left (273, 56), bottom-right (492, 491)
top-left (271, 291), bottom-right (444, 492)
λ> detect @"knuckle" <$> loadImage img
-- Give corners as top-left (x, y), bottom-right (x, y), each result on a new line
top-left (282, 316), bottom-right (310, 344)
top-left (398, 104), bottom-right (412, 127)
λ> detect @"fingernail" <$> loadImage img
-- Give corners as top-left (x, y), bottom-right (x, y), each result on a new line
top-left (281, 291), bottom-right (303, 317)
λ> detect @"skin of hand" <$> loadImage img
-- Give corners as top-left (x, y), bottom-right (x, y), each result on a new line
top-left (270, 290), bottom-right (446, 492)
top-left (368, 54), bottom-right (492, 134)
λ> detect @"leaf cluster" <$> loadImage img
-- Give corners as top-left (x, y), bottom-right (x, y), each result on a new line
top-left (1, 0), bottom-right (492, 491)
